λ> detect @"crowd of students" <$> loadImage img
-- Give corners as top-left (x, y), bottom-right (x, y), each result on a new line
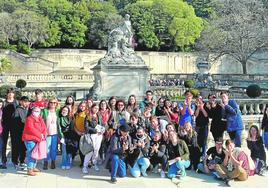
top-left (0, 88), bottom-right (267, 186)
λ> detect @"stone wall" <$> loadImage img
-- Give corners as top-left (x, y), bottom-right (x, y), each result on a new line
top-left (2, 48), bottom-right (267, 75)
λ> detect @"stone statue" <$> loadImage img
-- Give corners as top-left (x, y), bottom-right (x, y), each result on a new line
top-left (99, 14), bottom-right (144, 65)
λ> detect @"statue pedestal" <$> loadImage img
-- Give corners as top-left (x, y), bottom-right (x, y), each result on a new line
top-left (91, 64), bottom-right (151, 100)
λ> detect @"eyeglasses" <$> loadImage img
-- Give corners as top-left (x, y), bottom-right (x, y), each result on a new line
top-left (49, 102), bottom-right (57, 104)
top-left (118, 104), bottom-right (124, 106)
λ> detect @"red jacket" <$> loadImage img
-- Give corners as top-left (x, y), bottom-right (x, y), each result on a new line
top-left (22, 115), bottom-right (47, 142)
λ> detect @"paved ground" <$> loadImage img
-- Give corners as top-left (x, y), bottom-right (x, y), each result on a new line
top-left (0, 157), bottom-right (267, 188)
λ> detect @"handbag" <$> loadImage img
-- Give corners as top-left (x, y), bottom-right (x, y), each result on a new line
top-left (79, 133), bottom-right (94, 155)
top-left (31, 140), bottom-right (47, 160)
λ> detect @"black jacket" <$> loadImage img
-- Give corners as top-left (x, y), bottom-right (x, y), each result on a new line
top-left (13, 105), bottom-right (28, 132)
top-left (127, 133), bottom-right (150, 167)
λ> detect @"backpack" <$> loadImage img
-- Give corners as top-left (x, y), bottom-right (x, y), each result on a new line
top-left (79, 133), bottom-right (94, 155)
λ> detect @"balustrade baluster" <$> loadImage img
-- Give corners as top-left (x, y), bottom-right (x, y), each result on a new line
top-left (249, 103), bottom-right (255, 115)
top-left (242, 103), bottom-right (248, 115)
top-left (255, 103), bottom-right (261, 115)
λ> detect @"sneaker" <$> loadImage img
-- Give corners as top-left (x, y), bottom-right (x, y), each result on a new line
top-left (152, 165), bottom-right (159, 173)
top-left (0, 164), bottom-right (7, 169)
top-left (61, 166), bottom-right (66, 170)
top-left (224, 178), bottom-right (234, 187)
top-left (160, 170), bottom-right (165, 178)
top-left (180, 170), bottom-right (186, 177)
top-left (111, 177), bottom-right (117, 183)
top-left (82, 167), bottom-right (89, 174)
top-left (141, 171), bottom-right (148, 177)
top-left (94, 165), bottom-right (100, 171)
top-left (19, 163), bottom-right (27, 170)
top-left (66, 166), bottom-right (71, 170)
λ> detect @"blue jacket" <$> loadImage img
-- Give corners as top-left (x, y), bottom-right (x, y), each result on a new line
top-left (223, 99), bottom-right (244, 132)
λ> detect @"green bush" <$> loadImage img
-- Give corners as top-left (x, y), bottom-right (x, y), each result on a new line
top-left (17, 43), bottom-right (32, 55)
top-left (190, 88), bottom-right (200, 97)
top-left (184, 80), bottom-right (195, 88)
top-left (0, 85), bottom-right (12, 98)
top-left (246, 84), bottom-right (261, 98)
top-left (16, 79), bottom-right (27, 90)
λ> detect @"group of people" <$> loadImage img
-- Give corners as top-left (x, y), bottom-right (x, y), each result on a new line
top-left (0, 88), bottom-right (267, 186)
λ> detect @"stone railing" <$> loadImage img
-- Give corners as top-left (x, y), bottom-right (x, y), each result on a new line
top-left (3, 73), bottom-right (94, 83)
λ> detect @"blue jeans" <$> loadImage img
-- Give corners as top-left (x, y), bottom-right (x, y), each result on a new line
top-left (129, 157), bottom-right (150, 177)
top-left (111, 155), bottom-right (126, 178)
top-left (263, 132), bottom-right (268, 149)
top-left (24, 141), bottom-right (37, 169)
top-left (61, 144), bottom-right (71, 167)
top-left (168, 160), bottom-right (190, 178)
top-left (45, 135), bottom-right (58, 161)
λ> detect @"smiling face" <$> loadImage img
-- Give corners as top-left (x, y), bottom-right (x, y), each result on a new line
top-left (100, 101), bottom-right (107, 110)
top-left (91, 105), bottom-right (99, 114)
top-left (129, 96), bottom-right (136, 105)
top-left (79, 102), bottom-right (87, 112)
top-left (117, 102), bottom-right (125, 111)
top-left (61, 107), bottom-right (69, 117)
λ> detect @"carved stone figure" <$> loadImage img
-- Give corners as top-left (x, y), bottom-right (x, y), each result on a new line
top-left (99, 14), bottom-right (145, 65)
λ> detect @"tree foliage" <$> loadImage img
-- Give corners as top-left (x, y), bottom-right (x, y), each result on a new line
top-left (0, 57), bottom-right (12, 73)
top-left (196, 0), bottom-right (268, 74)
top-left (124, 0), bottom-right (203, 51)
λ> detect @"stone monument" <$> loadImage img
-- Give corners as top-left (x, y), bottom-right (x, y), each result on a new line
top-left (91, 14), bottom-right (150, 100)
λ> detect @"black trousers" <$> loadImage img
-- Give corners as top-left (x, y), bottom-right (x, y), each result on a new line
top-left (150, 154), bottom-right (168, 171)
top-left (12, 128), bottom-right (26, 164)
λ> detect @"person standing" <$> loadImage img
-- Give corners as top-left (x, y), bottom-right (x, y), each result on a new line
top-left (42, 97), bottom-right (60, 170)
top-left (22, 106), bottom-right (47, 176)
top-left (178, 90), bottom-right (195, 127)
top-left (1, 88), bottom-right (18, 169)
top-left (12, 96), bottom-right (30, 170)
top-left (0, 99), bottom-right (4, 168)
top-left (261, 106), bottom-right (268, 151)
top-left (220, 91), bottom-right (244, 147)
top-left (57, 106), bottom-right (74, 170)
top-left (82, 103), bottom-right (105, 173)
top-left (206, 94), bottom-right (227, 141)
top-left (194, 95), bottom-right (209, 156)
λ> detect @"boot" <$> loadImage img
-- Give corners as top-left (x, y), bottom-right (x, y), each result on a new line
top-left (43, 161), bottom-right (48, 170)
top-left (27, 169), bottom-right (36, 176)
top-left (51, 160), bottom-right (56, 169)
top-left (33, 167), bottom-right (41, 172)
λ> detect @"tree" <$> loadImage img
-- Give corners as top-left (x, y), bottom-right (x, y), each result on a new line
top-left (86, 1), bottom-right (121, 49)
top-left (123, 0), bottom-right (203, 51)
top-left (112, 0), bottom-right (137, 11)
top-left (38, 0), bottom-right (90, 48)
top-left (0, 12), bottom-right (15, 46)
top-left (186, 0), bottom-right (215, 18)
top-left (196, 0), bottom-right (268, 74)
top-left (12, 9), bottom-right (50, 48)
top-left (123, 1), bottom-right (159, 49)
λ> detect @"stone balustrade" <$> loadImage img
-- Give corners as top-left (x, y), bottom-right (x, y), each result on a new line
top-left (3, 73), bottom-right (94, 83)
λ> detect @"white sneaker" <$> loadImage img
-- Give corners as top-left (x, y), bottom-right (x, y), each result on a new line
top-left (61, 166), bottom-right (66, 170)
top-left (94, 165), bottom-right (100, 171)
top-left (66, 166), bottom-right (71, 170)
top-left (160, 170), bottom-right (165, 178)
top-left (82, 167), bottom-right (89, 174)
